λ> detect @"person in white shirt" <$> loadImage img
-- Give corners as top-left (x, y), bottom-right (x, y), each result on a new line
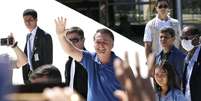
top-left (64, 27), bottom-right (88, 99)
top-left (143, 0), bottom-right (181, 59)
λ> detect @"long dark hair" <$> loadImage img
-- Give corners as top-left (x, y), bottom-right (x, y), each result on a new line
top-left (154, 62), bottom-right (179, 93)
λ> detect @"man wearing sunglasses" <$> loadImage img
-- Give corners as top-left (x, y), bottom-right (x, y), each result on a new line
top-left (181, 25), bottom-right (201, 101)
top-left (143, 0), bottom-right (181, 60)
top-left (64, 27), bottom-right (88, 99)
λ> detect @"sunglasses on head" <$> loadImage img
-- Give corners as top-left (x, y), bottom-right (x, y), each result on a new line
top-left (69, 38), bottom-right (81, 43)
top-left (158, 4), bottom-right (168, 9)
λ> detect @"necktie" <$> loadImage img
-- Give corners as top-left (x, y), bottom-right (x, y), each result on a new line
top-left (27, 33), bottom-right (33, 70)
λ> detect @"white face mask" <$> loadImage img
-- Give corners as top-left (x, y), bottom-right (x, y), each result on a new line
top-left (181, 39), bottom-right (194, 51)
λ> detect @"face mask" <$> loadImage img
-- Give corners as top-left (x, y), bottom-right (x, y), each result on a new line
top-left (181, 39), bottom-right (194, 51)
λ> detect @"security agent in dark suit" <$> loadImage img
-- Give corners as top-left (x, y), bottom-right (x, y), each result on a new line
top-left (181, 26), bottom-right (201, 101)
top-left (65, 27), bottom-right (88, 99)
top-left (22, 9), bottom-right (53, 84)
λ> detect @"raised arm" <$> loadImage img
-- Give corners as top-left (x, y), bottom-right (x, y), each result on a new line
top-left (55, 17), bottom-right (83, 62)
top-left (12, 45), bottom-right (28, 68)
top-left (10, 33), bottom-right (28, 68)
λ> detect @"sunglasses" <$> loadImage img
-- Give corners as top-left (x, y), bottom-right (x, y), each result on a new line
top-left (158, 4), bottom-right (168, 9)
top-left (180, 35), bottom-right (195, 40)
top-left (69, 38), bottom-right (81, 43)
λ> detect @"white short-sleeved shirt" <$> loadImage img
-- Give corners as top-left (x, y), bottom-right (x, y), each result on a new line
top-left (144, 15), bottom-right (172, 42)
top-left (143, 15), bottom-right (181, 54)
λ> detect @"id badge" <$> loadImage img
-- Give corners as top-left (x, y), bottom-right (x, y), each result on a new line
top-left (34, 53), bottom-right (39, 61)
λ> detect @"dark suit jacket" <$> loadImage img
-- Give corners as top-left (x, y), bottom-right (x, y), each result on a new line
top-left (183, 47), bottom-right (201, 101)
top-left (65, 56), bottom-right (88, 99)
top-left (23, 27), bottom-right (53, 84)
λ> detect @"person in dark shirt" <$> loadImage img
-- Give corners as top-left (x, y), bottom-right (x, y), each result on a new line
top-left (64, 27), bottom-right (88, 99)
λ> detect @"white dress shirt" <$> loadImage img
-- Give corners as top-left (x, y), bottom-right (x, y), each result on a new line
top-left (185, 47), bottom-right (200, 101)
top-left (27, 27), bottom-right (37, 70)
top-left (69, 59), bottom-right (76, 89)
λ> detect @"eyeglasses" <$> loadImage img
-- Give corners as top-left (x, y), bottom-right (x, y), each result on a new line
top-left (180, 35), bottom-right (195, 40)
top-left (158, 4), bottom-right (168, 9)
top-left (69, 38), bottom-right (81, 43)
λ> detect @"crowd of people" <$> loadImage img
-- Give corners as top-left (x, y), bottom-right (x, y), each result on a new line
top-left (1, 0), bottom-right (201, 101)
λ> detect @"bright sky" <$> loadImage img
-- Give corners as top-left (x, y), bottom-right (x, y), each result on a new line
top-left (0, 0), bottom-right (147, 84)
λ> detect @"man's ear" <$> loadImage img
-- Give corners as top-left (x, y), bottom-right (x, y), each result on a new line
top-left (83, 38), bottom-right (85, 42)
top-left (192, 36), bottom-right (200, 46)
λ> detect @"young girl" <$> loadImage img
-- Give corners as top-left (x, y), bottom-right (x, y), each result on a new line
top-left (154, 62), bottom-right (187, 101)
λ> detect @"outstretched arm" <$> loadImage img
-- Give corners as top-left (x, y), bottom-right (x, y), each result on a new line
top-left (9, 33), bottom-right (27, 68)
top-left (55, 17), bottom-right (83, 62)
top-left (12, 45), bottom-right (28, 68)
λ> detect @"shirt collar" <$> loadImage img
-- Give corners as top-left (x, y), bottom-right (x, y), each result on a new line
top-left (156, 14), bottom-right (170, 22)
top-left (169, 45), bottom-right (177, 53)
top-left (157, 88), bottom-right (174, 99)
top-left (30, 26), bottom-right (38, 37)
top-left (158, 45), bottom-right (176, 56)
top-left (95, 51), bottom-right (117, 65)
top-left (164, 88), bottom-right (175, 99)
top-left (185, 46), bottom-right (200, 63)
top-left (190, 46), bottom-right (200, 62)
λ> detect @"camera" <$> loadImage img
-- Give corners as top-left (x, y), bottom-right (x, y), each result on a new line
top-left (0, 37), bottom-right (14, 46)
